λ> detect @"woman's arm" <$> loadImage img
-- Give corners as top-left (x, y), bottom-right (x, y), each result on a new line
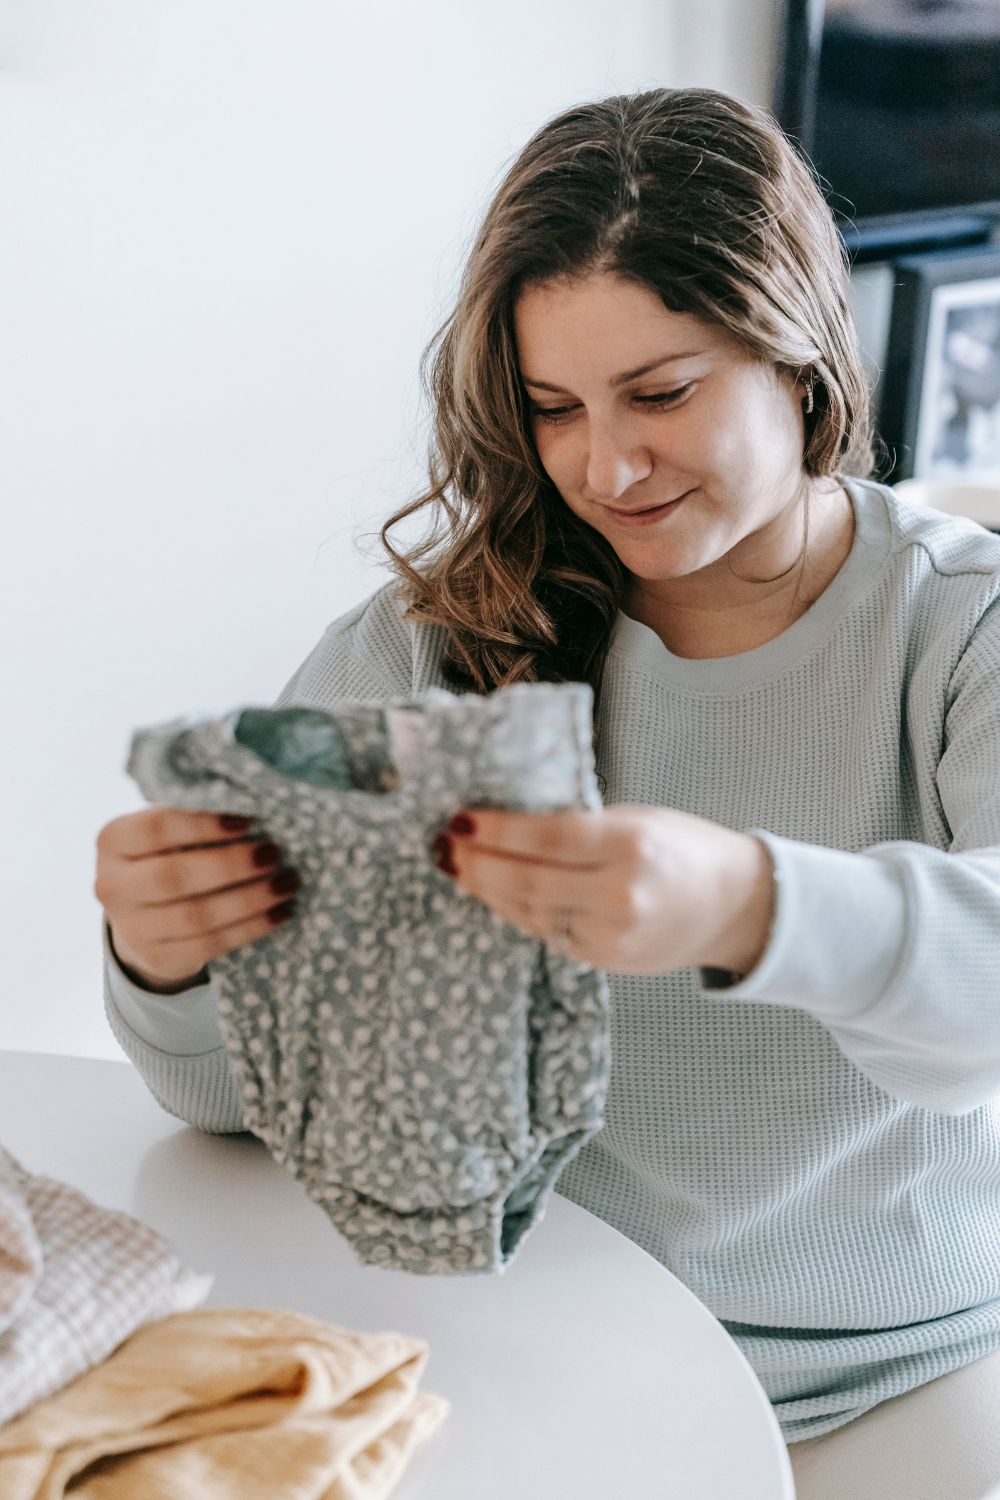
top-left (699, 597), bottom-right (1000, 1117)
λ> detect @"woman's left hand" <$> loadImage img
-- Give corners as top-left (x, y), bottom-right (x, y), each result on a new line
top-left (433, 804), bottom-right (773, 976)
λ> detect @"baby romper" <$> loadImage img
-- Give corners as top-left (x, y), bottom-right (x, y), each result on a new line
top-left (126, 682), bottom-right (611, 1275)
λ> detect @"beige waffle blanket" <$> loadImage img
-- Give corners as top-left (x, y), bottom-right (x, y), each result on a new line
top-left (0, 1145), bottom-right (210, 1426)
top-left (0, 1304), bottom-right (450, 1498)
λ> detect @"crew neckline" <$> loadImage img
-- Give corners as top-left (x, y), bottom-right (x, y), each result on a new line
top-left (609, 476), bottom-right (893, 689)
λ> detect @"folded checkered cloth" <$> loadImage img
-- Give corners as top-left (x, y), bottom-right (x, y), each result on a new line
top-left (0, 1145), bottom-right (212, 1425)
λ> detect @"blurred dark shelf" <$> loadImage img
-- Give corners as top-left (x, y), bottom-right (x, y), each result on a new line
top-left (841, 209), bottom-right (1000, 266)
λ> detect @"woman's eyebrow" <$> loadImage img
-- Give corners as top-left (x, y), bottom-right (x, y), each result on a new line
top-left (522, 352), bottom-right (706, 393)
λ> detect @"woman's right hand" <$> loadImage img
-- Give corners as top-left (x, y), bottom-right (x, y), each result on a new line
top-left (94, 808), bottom-right (301, 994)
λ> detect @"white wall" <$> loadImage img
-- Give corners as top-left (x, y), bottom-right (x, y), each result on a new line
top-left (1, 0), bottom-right (781, 1059)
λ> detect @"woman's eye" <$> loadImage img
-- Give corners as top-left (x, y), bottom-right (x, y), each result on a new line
top-left (636, 385), bottom-right (692, 410)
top-left (531, 385), bottom-right (692, 425)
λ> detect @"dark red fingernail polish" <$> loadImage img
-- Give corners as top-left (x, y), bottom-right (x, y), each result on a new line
top-left (433, 832), bottom-right (457, 876)
top-left (449, 813), bottom-right (476, 836)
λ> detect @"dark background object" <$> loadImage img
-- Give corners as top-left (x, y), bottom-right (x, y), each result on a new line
top-left (878, 243), bottom-right (1000, 484)
top-left (776, 0), bottom-right (1000, 263)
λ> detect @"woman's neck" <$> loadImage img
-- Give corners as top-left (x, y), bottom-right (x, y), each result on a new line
top-left (622, 480), bottom-right (856, 660)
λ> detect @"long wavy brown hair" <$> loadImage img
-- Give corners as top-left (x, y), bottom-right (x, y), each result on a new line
top-left (369, 86), bottom-right (878, 736)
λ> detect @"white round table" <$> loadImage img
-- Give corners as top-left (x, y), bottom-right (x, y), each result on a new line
top-left (0, 1051), bottom-right (795, 1498)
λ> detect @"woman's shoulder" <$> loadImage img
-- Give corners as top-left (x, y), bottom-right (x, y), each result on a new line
top-left (324, 578), bottom-right (411, 649)
top-left (849, 477), bottom-right (1000, 659)
top-left (300, 578), bottom-right (451, 699)
top-left (858, 476), bottom-right (1000, 582)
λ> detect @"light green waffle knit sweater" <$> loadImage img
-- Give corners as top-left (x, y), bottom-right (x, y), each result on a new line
top-left (103, 476), bottom-right (1000, 1443)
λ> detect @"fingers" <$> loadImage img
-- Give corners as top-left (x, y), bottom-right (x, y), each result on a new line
top-left (446, 807), bottom-right (607, 866)
top-left (449, 846), bottom-right (601, 915)
top-left (474, 892), bottom-right (621, 965)
top-left (96, 807), bottom-right (258, 860)
top-left (95, 807), bottom-right (299, 988)
top-left (109, 894), bottom-right (296, 993)
top-left (95, 809), bottom-right (266, 902)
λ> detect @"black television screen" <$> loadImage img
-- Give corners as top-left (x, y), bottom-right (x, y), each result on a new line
top-left (780, 0), bottom-right (1000, 226)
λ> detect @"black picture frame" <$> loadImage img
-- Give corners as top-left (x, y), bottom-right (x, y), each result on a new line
top-left (775, 0), bottom-right (823, 156)
top-left (878, 245), bottom-right (1000, 487)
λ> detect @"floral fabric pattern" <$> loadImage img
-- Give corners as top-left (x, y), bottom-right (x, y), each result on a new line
top-left (126, 683), bottom-right (611, 1274)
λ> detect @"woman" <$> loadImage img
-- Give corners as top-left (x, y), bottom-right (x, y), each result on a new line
top-left (95, 88), bottom-right (1000, 1497)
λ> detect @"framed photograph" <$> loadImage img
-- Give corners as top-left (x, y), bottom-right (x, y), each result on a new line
top-left (879, 245), bottom-right (1000, 486)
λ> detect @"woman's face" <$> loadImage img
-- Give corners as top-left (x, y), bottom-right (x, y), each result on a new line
top-left (513, 272), bottom-right (811, 595)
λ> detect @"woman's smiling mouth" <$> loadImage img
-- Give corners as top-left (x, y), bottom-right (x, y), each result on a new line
top-left (606, 490), bottom-right (694, 525)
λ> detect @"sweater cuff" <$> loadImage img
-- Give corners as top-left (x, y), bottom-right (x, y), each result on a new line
top-left (102, 920), bottom-right (227, 1056)
top-left (697, 831), bottom-right (908, 1021)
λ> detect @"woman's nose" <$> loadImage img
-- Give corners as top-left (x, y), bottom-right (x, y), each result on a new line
top-left (585, 425), bottom-right (653, 500)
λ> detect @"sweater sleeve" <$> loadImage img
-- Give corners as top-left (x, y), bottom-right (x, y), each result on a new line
top-left (103, 584), bottom-right (413, 1132)
top-left (699, 597), bottom-right (1000, 1117)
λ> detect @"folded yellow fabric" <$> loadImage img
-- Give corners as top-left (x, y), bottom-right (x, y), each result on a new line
top-left (0, 1305), bottom-right (450, 1499)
